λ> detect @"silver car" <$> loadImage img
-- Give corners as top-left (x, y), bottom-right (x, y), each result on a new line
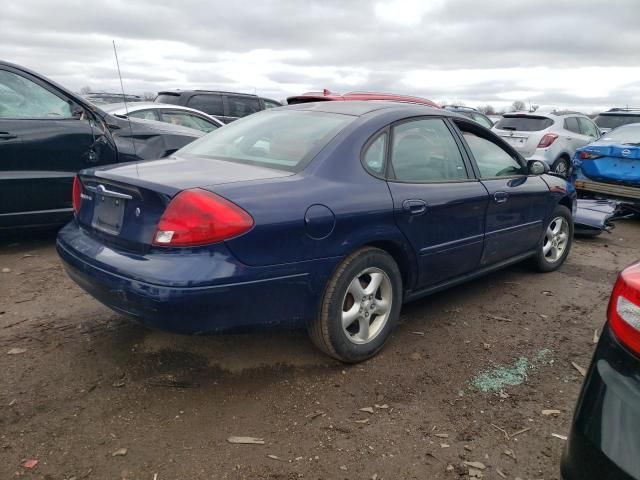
top-left (492, 111), bottom-right (600, 176)
top-left (100, 102), bottom-right (224, 133)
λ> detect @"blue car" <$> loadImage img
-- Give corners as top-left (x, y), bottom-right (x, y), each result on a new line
top-left (57, 101), bottom-right (575, 362)
top-left (573, 123), bottom-right (640, 206)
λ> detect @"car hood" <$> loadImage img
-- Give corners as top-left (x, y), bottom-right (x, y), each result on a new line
top-left (85, 154), bottom-right (294, 195)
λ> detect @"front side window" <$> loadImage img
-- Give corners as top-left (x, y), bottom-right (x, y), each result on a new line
top-left (463, 132), bottom-right (524, 178)
top-left (0, 70), bottom-right (72, 118)
top-left (187, 94), bottom-right (224, 116)
top-left (390, 118), bottom-right (467, 182)
top-left (160, 111), bottom-right (218, 132)
top-left (227, 96), bottom-right (261, 118)
top-left (362, 133), bottom-right (387, 175)
top-left (263, 99), bottom-right (281, 109)
top-left (129, 109), bottom-right (158, 121)
top-left (179, 110), bottom-right (353, 171)
top-left (578, 117), bottom-right (599, 138)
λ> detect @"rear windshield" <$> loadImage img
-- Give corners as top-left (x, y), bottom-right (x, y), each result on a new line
top-left (495, 115), bottom-right (553, 132)
top-left (178, 110), bottom-right (354, 172)
top-left (595, 114), bottom-right (640, 129)
top-left (600, 124), bottom-right (640, 145)
top-left (155, 94), bottom-right (180, 105)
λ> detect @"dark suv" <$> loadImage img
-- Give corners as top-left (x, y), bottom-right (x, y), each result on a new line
top-left (594, 108), bottom-right (640, 134)
top-left (155, 90), bottom-right (281, 123)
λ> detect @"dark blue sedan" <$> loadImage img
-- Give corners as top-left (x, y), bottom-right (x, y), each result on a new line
top-left (57, 101), bottom-right (575, 362)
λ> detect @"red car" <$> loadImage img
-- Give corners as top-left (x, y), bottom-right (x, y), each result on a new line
top-left (287, 89), bottom-right (440, 108)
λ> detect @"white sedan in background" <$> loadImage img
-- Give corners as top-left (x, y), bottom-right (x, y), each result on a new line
top-left (101, 102), bottom-right (224, 133)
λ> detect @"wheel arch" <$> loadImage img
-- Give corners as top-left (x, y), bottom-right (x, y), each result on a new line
top-left (362, 239), bottom-right (416, 293)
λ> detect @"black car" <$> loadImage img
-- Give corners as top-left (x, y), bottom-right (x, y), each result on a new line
top-left (155, 90), bottom-right (281, 123)
top-left (562, 261), bottom-right (640, 480)
top-left (442, 105), bottom-right (493, 129)
top-left (0, 61), bottom-right (203, 230)
top-left (594, 108), bottom-right (640, 134)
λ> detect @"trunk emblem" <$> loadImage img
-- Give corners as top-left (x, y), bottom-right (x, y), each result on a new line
top-left (622, 149), bottom-right (631, 157)
top-left (135, 207), bottom-right (141, 217)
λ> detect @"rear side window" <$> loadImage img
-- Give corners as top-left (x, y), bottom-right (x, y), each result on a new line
top-left (564, 117), bottom-right (581, 134)
top-left (129, 109), bottom-right (158, 121)
top-left (495, 115), bottom-right (553, 132)
top-left (155, 94), bottom-right (180, 105)
top-left (594, 114), bottom-right (640, 129)
top-left (227, 96), bottom-right (261, 118)
top-left (463, 132), bottom-right (524, 178)
top-left (0, 70), bottom-right (72, 118)
top-left (390, 118), bottom-right (467, 182)
top-left (362, 133), bottom-right (387, 175)
top-left (187, 94), bottom-right (224, 116)
top-left (160, 111), bottom-right (219, 133)
top-left (578, 117), bottom-right (599, 138)
top-left (263, 99), bottom-right (281, 109)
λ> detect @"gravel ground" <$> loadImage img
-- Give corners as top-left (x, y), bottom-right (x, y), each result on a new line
top-left (1, 220), bottom-right (639, 479)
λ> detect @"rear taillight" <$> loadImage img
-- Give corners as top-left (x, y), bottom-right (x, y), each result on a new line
top-left (537, 133), bottom-right (559, 148)
top-left (579, 151), bottom-right (603, 160)
top-left (608, 263), bottom-right (640, 354)
top-left (72, 176), bottom-right (82, 215)
top-left (153, 189), bottom-right (253, 247)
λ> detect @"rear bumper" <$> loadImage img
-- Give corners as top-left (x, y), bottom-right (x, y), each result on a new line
top-left (561, 325), bottom-right (640, 480)
top-left (57, 222), bottom-right (338, 333)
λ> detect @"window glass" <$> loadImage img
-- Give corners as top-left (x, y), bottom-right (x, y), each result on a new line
top-left (578, 117), bottom-right (599, 138)
top-left (179, 110), bottom-right (353, 171)
top-left (227, 96), bottom-right (262, 118)
top-left (0, 70), bottom-right (72, 118)
top-left (463, 132), bottom-right (524, 178)
top-left (187, 94), bottom-right (224, 116)
top-left (600, 124), bottom-right (640, 144)
top-left (160, 111), bottom-right (218, 132)
top-left (155, 94), bottom-right (180, 105)
top-left (363, 133), bottom-right (387, 174)
top-left (564, 117), bottom-right (581, 134)
top-left (595, 114), bottom-right (640, 129)
top-left (263, 99), bottom-right (281, 109)
top-left (495, 115), bottom-right (553, 131)
top-left (472, 113), bottom-right (493, 128)
top-left (129, 109), bottom-right (158, 121)
top-left (390, 118), bottom-right (467, 182)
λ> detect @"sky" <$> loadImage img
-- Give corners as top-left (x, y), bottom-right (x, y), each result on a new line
top-left (2, 0), bottom-right (639, 112)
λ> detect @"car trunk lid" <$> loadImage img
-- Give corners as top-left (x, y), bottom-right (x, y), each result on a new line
top-left (75, 155), bottom-right (293, 251)
top-left (579, 144), bottom-right (640, 185)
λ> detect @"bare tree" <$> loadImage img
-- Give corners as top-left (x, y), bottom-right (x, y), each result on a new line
top-left (477, 105), bottom-right (496, 115)
top-left (79, 86), bottom-right (92, 95)
top-left (142, 91), bottom-right (157, 101)
top-left (512, 100), bottom-right (526, 111)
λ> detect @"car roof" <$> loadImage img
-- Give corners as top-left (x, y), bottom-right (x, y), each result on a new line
top-left (283, 100), bottom-right (445, 117)
top-left (287, 90), bottom-right (440, 108)
top-left (158, 89), bottom-right (259, 98)
top-left (600, 108), bottom-right (640, 116)
top-left (502, 110), bottom-right (586, 119)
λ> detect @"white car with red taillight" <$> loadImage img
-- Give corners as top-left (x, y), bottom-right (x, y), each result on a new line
top-left (492, 110), bottom-right (601, 177)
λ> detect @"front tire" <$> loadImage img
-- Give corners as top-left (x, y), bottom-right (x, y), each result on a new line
top-left (308, 247), bottom-right (402, 363)
top-left (532, 205), bottom-right (573, 272)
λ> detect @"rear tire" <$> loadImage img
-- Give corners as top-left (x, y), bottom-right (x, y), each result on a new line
top-left (308, 247), bottom-right (402, 363)
top-left (532, 205), bottom-right (573, 272)
top-left (552, 157), bottom-right (571, 177)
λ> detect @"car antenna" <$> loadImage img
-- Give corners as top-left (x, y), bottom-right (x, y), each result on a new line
top-left (112, 40), bottom-right (139, 168)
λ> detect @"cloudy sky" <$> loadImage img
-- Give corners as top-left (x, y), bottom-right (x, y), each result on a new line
top-left (2, 0), bottom-right (639, 112)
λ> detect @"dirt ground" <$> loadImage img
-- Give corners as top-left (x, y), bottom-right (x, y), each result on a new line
top-left (1, 221), bottom-right (639, 480)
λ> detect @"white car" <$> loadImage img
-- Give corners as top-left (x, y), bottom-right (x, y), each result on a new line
top-left (492, 111), bottom-right (600, 176)
top-left (100, 102), bottom-right (224, 133)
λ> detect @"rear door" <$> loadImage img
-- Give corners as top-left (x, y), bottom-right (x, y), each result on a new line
top-left (0, 66), bottom-right (97, 226)
top-left (457, 120), bottom-right (549, 265)
top-left (385, 117), bottom-right (489, 288)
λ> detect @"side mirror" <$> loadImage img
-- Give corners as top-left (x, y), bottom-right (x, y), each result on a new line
top-left (528, 159), bottom-right (549, 175)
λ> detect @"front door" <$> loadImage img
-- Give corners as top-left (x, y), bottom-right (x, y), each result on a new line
top-left (0, 66), bottom-right (96, 226)
top-left (386, 117), bottom-right (489, 288)
top-left (457, 124), bottom-right (549, 265)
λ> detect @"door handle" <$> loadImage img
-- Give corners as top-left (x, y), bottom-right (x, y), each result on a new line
top-left (402, 199), bottom-right (427, 215)
top-left (493, 192), bottom-right (509, 204)
top-left (0, 132), bottom-right (17, 140)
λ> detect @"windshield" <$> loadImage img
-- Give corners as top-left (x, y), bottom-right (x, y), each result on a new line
top-left (495, 115), bottom-right (553, 132)
top-left (178, 110), bottom-right (354, 171)
top-left (600, 124), bottom-right (640, 144)
top-left (595, 114), bottom-right (640, 129)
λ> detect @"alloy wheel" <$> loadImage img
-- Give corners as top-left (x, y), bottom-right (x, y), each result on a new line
top-left (543, 216), bottom-right (570, 263)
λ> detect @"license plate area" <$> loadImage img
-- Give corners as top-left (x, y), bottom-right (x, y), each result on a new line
top-left (92, 194), bottom-right (125, 235)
